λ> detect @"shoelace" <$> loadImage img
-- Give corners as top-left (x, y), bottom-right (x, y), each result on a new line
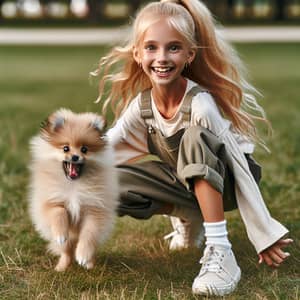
top-left (200, 246), bottom-right (224, 273)
top-left (163, 230), bottom-right (177, 240)
top-left (163, 224), bottom-right (185, 240)
top-left (164, 219), bottom-right (192, 240)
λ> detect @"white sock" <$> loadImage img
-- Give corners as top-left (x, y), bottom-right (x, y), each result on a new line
top-left (203, 220), bottom-right (231, 249)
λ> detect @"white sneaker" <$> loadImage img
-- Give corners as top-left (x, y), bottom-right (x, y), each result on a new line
top-left (164, 215), bottom-right (205, 251)
top-left (192, 245), bottom-right (241, 296)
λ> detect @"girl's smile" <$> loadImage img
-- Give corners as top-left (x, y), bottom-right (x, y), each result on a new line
top-left (151, 66), bottom-right (174, 76)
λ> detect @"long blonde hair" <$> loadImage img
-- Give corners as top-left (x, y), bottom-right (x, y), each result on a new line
top-left (91, 0), bottom-right (270, 145)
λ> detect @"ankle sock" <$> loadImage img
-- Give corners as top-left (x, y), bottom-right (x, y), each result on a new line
top-left (203, 220), bottom-right (231, 248)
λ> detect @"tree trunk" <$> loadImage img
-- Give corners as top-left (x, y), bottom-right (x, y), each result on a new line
top-left (129, 0), bottom-right (142, 16)
top-left (275, 0), bottom-right (286, 20)
top-left (87, 0), bottom-right (105, 22)
top-left (227, 0), bottom-right (234, 18)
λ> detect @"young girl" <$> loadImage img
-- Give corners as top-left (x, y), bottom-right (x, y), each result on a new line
top-left (92, 0), bottom-right (292, 296)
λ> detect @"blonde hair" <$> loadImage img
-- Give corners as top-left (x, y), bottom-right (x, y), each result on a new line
top-left (91, 0), bottom-right (270, 145)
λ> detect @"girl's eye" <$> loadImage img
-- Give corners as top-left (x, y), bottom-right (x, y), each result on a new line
top-left (81, 146), bottom-right (88, 154)
top-left (145, 45), bottom-right (155, 51)
top-left (169, 45), bottom-right (180, 52)
top-left (63, 145), bottom-right (70, 153)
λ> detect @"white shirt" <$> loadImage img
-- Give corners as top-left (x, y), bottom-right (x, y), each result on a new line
top-left (108, 80), bottom-right (253, 164)
top-left (107, 79), bottom-right (288, 253)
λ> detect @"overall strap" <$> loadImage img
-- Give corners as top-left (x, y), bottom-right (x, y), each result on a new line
top-left (140, 89), bottom-right (155, 133)
top-left (139, 85), bottom-right (207, 130)
top-left (140, 89), bottom-right (153, 120)
top-left (180, 85), bottom-right (206, 127)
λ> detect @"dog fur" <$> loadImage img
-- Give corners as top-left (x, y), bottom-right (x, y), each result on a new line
top-left (28, 108), bottom-right (118, 271)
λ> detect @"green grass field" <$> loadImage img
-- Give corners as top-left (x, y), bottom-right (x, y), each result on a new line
top-left (0, 43), bottom-right (299, 300)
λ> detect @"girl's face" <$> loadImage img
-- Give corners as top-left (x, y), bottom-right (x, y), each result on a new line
top-left (134, 18), bottom-right (195, 89)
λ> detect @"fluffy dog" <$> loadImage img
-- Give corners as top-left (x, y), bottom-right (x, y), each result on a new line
top-left (28, 108), bottom-right (118, 271)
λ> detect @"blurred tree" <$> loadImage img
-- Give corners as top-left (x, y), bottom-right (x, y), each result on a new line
top-left (227, 0), bottom-right (234, 9)
top-left (0, 0), bottom-right (3, 20)
top-left (244, 0), bottom-right (253, 18)
top-left (86, 0), bottom-right (105, 22)
top-left (275, 0), bottom-right (286, 20)
top-left (129, 0), bottom-right (142, 15)
top-left (39, 0), bottom-right (53, 17)
top-left (227, 0), bottom-right (234, 18)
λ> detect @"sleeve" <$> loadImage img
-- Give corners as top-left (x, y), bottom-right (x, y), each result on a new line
top-left (191, 92), bottom-right (288, 252)
top-left (106, 97), bottom-right (149, 165)
top-left (224, 133), bottom-right (288, 253)
top-left (191, 92), bottom-right (231, 135)
top-left (191, 92), bottom-right (254, 153)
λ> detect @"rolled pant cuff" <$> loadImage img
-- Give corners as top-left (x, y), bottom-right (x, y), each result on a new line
top-left (180, 163), bottom-right (224, 194)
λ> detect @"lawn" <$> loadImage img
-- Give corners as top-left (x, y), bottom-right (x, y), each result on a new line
top-left (0, 43), bottom-right (299, 300)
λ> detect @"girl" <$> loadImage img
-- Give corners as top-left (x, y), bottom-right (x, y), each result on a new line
top-left (92, 0), bottom-right (292, 296)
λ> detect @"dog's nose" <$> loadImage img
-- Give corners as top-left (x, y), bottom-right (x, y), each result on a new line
top-left (72, 155), bottom-right (80, 162)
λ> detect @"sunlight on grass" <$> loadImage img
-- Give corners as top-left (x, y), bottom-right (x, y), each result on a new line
top-left (0, 44), bottom-right (299, 300)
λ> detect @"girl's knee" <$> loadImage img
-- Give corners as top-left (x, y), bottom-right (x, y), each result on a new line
top-left (179, 126), bottom-right (226, 167)
top-left (177, 126), bottom-right (226, 193)
top-left (181, 126), bottom-right (220, 150)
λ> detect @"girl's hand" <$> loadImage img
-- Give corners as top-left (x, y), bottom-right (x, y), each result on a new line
top-left (258, 238), bottom-right (293, 267)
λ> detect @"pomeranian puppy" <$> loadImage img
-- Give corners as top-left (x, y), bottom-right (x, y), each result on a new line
top-left (28, 108), bottom-right (118, 271)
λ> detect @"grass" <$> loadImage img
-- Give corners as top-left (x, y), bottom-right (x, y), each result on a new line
top-left (0, 43), bottom-right (299, 300)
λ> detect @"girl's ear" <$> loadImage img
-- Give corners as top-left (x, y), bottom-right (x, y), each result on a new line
top-left (133, 46), bottom-right (141, 64)
top-left (188, 48), bottom-right (196, 64)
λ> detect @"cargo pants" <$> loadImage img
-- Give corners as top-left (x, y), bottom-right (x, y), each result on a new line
top-left (117, 86), bottom-right (261, 219)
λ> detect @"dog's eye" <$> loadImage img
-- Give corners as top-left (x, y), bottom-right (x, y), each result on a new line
top-left (81, 146), bottom-right (88, 154)
top-left (63, 146), bottom-right (70, 152)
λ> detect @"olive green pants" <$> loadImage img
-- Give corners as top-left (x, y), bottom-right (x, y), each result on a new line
top-left (117, 126), bottom-right (260, 219)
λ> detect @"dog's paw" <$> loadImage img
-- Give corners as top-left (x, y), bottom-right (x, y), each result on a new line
top-left (55, 262), bottom-right (68, 272)
top-left (76, 257), bottom-right (87, 267)
top-left (75, 245), bottom-right (95, 269)
top-left (55, 254), bottom-right (71, 272)
top-left (76, 256), bottom-right (95, 269)
top-left (54, 235), bottom-right (67, 245)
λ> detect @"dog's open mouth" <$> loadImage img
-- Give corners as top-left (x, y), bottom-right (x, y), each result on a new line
top-left (63, 161), bottom-right (84, 180)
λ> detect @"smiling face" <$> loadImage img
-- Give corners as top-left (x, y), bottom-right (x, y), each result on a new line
top-left (40, 109), bottom-right (106, 181)
top-left (134, 18), bottom-right (195, 89)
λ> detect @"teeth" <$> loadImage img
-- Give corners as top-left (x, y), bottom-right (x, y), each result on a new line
top-left (153, 67), bottom-right (172, 73)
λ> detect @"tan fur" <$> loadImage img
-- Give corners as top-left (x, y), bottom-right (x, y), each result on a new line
top-left (28, 109), bottom-right (118, 271)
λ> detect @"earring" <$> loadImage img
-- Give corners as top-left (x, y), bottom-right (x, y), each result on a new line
top-left (185, 61), bottom-right (190, 69)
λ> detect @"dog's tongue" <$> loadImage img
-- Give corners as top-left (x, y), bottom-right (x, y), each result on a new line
top-left (70, 163), bottom-right (78, 178)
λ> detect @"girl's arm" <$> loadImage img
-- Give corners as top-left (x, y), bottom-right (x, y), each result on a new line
top-left (107, 97), bottom-right (149, 165)
top-left (191, 92), bottom-right (290, 256)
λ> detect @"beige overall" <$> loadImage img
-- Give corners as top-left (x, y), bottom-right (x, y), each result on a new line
top-left (117, 86), bottom-right (261, 219)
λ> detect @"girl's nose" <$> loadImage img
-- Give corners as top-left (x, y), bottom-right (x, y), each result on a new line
top-left (157, 48), bottom-right (168, 63)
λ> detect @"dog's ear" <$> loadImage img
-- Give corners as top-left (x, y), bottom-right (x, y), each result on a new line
top-left (51, 114), bottom-right (65, 131)
top-left (40, 110), bottom-right (66, 139)
top-left (91, 115), bottom-right (106, 133)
